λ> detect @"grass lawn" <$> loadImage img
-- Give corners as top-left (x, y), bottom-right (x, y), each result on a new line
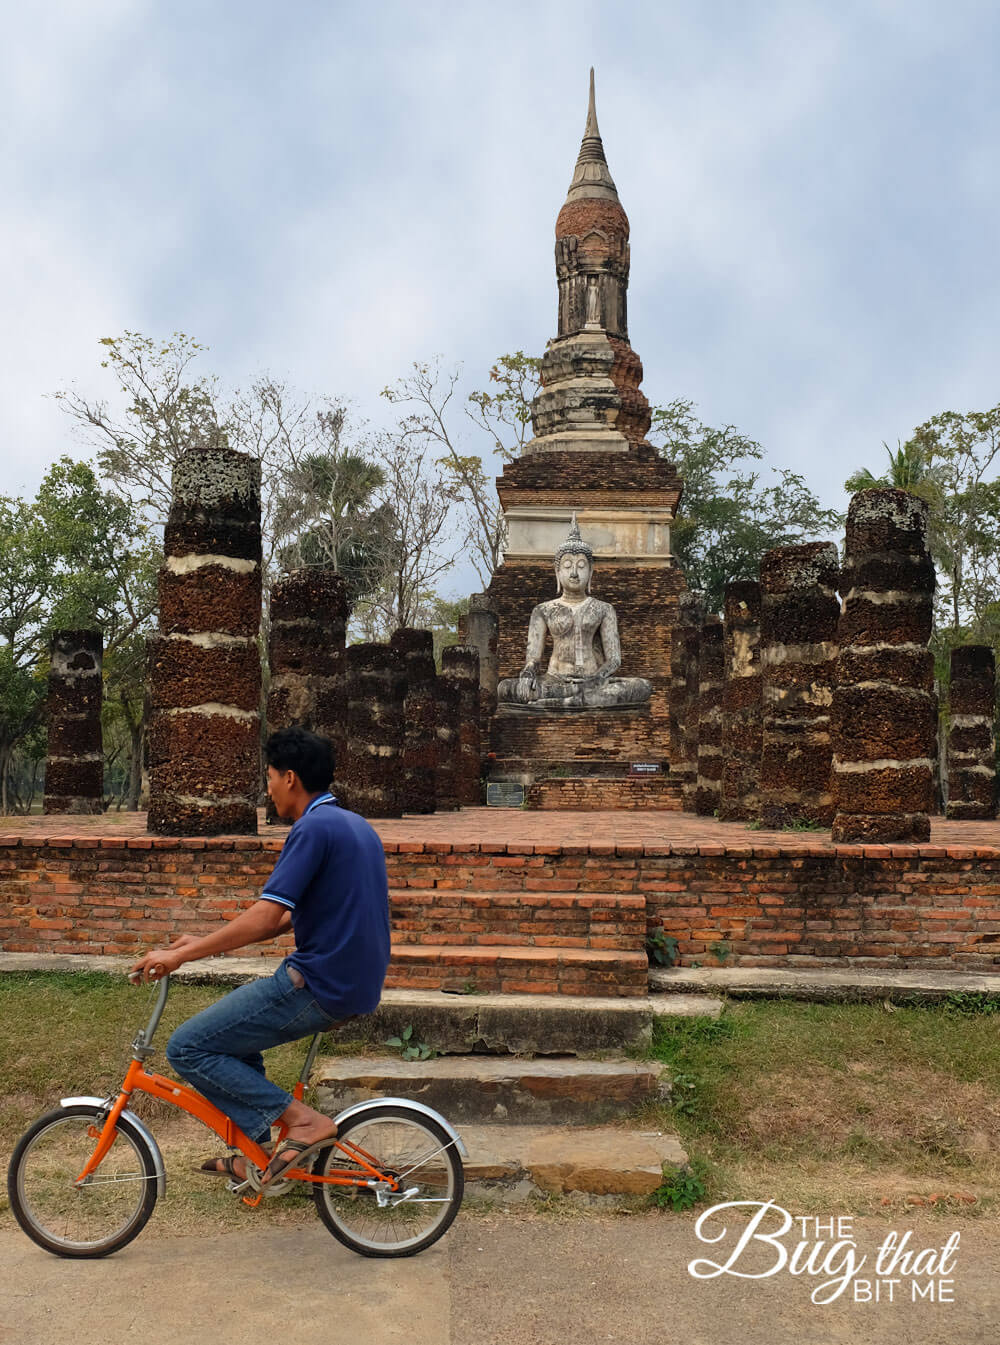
top-left (1, 972), bottom-right (998, 1233)
top-left (642, 997), bottom-right (1000, 1218)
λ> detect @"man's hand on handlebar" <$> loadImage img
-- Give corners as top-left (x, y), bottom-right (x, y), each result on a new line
top-left (130, 946), bottom-right (186, 984)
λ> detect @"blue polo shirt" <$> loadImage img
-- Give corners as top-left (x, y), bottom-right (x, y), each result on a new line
top-left (261, 794), bottom-right (391, 1018)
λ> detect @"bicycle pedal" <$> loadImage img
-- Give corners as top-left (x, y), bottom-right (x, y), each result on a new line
top-left (226, 1177), bottom-right (253, 1195)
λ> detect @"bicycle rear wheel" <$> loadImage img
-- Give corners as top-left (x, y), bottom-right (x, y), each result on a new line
top-left (7, 1104), bottom-right (158, 1258)
top-left (312, 1103), bottom-right (463, 1257)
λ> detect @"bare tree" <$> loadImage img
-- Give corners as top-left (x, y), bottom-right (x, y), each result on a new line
top-left (381, 352), bottom-right (541, 585)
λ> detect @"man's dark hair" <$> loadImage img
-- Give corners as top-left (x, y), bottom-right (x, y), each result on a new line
top-left (265, 728), bottom-right (335, 793)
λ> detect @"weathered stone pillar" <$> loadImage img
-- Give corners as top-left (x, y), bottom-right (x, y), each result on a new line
top-left (759, 542), bottom-right (840, 828)
top-left (694, 615), bottom-right (724, 816)
top-left (147, 446), bottom-right (262, 835)
top-left (669, 592), bottom-right (702, 808)
top-left (266, 569), bottom-right (350, 820)
top-left (442, 645), bottom-right (481, 807)
top-left (390, 628), bottom-right (437, 814)
top-left (946, 647), bottom-right (997, 819)
top-left (339, 644), bottom-right (406, 818)
top-left (461, 593), bottom-right (500, 748)
top-left (719, 581), bottom-right (763, 823)
top-left (43, 630), bottom-right (104, 814)
top-left (832, 490), bottom-right (936, 843)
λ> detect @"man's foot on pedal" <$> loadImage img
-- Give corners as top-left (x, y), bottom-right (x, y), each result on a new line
top-left (198, 1154), bottom-right (248, 1181)
top-left (263, 1126), bottom-right (338, 1186)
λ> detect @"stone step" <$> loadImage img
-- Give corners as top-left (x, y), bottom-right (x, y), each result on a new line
top-left (389, 888), bottom-right (645, 950)
top-left (459, 1123), bottom-right (688, 1200)
top-left (313, 1055), bottom-right (668, 1124)
top-left (386, 943), bottom-right (648, 997)
top-left (650, 964), bottom-right (1000, 1004)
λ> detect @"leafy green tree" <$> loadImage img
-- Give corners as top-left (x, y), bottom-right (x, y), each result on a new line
top-left (0, 459), bottom-right (156, 812)
top-left (649, 399), bottom-right (842, 611)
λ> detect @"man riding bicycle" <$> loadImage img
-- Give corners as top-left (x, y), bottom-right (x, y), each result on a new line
top-left (131, 727), bottom-right (391, 1185)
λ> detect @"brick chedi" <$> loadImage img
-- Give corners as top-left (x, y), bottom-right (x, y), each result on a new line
top-left (147, 446), bottom-right (262, 835)
top-left (339, 644), bottom-right (406, 818)
top-left (389, 628), bottom-right (438, 814)
top-left (831, 490), bottom-right (936, 843)
top-left (442, 645), bottom-right (482, 807)
top-left (266, 568), bottom-right (350, 819)
top-left (669, 592), bottom-right (702, 806)
top-left (719, 581), bottom-right (763, 823)
top-left (694, 616), bottom-right (724, 815)
top-left (759, 543), bottom-right (840, 828)
top-left (43, 630), bottom-right (104, 814)
top-left (946, 646), bottom-right (997, 820)
top-left (485, 71), bottom-right (687, 800)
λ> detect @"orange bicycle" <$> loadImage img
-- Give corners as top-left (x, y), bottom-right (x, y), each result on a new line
top-left (7, 973), bottom-right (466, 1260)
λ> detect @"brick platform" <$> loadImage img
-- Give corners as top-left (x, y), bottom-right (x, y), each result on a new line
top-left (1, 811), bottom-right (998, 989)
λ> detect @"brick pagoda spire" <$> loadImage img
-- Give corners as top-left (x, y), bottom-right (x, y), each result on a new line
top-left (483, 72), bottom-right (687, 805)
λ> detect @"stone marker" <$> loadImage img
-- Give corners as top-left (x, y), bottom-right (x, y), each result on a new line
top-left (669, 592), bottom-right (702, 808)
top-left (946, 646), bottom-right (997, 820)
top-left (694, 615), bottom-right (724, 816)
top-left (832, 489), bottom-right (936, 842)
top-left (266, 568), bottom-right (350, 820)
top-left (43, 629), bottom-right (104, 814)
top-left (719, 580), bottom-right (763, 823)
top-left (442, 645), bottom-right (482, 807)
top-left (759, 542), bottom-right (840, 828)
top-left (390, 628), bottom-right (437, 815)
top-left (147, 444), bottom-right (262, 835)
top-left (339, 643), bottom-right (406, 818)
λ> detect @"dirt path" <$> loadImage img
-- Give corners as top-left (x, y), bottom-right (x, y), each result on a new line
top-left (3, 1209), bottom-right (998, 1345)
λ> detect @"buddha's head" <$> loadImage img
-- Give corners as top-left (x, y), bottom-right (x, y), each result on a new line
top-left (554, 513), bottom-right (594, 596)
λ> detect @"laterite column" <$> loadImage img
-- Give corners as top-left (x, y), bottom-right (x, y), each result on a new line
top-left (719, 581), bottom-right (763, 823)
top-left (832, 489), bottom-right (936, 843)
top-left (390, 628), bottom-right (438, 814)
top-left (340, 644), bottom-right (406, 818)
top-left (759, 542), bottom-right (840, 828)
top-left (946, 647), bottom-right (997, 819)
top-left (669, 592), bottom-right (702, 809)
top-left (442, 645), bottom-right (481, 807)
top-left (147, 445), bottom-right (262, 835)
top-left (43, 629), bottom-right (104, 814)
top-left (694, 615), bottom-right (724, 816)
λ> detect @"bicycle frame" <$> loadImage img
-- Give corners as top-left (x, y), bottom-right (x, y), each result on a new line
top-left (74, 975), bottom-right (401, 1205)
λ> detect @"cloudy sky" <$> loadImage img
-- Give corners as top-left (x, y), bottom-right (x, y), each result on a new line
top-left (4, 1), bottom-right (999, 597)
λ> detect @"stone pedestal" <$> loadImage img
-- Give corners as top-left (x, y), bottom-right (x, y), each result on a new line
top-left (832, 490), bottom-right (936, 843)
top-left (946, 646), bottom-right (997, 820)
top-left (759, 543), bottom-right (840, 828)
top-left (147, 446), bottom-right (262, 835)
top-left (390, 628), bottom-right (438, 815)
top-left (43, 630), bottom-right (104, 814)
top-left (719, 581), bottom-right (763, 823)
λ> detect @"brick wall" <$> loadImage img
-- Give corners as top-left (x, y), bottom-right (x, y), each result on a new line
top-left (2, 834), bottom-right (998, 973)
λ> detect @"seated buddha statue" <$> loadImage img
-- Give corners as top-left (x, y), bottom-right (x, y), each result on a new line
top-left (497, 516), bottom-right (652, 712)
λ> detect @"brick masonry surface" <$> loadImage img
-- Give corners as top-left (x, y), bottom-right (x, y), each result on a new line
top-left (1, 811), bottom-right (998, 976)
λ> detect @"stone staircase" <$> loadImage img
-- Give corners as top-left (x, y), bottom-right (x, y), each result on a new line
top-left (385, 888), bottom-right (649, 997)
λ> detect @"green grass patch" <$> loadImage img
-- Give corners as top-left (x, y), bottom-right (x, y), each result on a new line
top-left (643, 998), bottom-right (1000, 1214)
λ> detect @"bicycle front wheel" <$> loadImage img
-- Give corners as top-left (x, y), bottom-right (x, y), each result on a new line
top-left (7, 1104), bottom-right (159, 1258)
top-left (312, 1103), bottom-right (463, 1257)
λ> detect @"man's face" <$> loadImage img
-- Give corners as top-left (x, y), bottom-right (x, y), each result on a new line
top-left (266, 765), bottom-right (297, 820)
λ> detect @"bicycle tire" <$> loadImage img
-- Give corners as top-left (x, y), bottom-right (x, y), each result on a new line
top-left (7, 1104), bottom-right (159, 1258)
top-left (312, 1102), bottom-right (463, 1258)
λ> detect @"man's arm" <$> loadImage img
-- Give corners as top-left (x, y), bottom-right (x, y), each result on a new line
top-left (131, 900), bottom-right (291, 982)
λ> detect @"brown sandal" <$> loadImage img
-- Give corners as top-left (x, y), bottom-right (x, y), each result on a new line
top-left (198, 1154), bottom-right (248, 1180)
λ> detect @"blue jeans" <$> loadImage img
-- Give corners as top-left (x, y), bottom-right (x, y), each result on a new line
top-left (165, 960), bottom-right (337, 1145)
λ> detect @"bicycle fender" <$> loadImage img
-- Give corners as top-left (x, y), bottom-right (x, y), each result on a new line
top-left (333, 1096), bottom-right (468, 1159)
top-left (60, 1095), bottom-right (167, 1197)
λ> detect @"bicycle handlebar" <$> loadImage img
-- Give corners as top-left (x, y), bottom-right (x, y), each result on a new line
top-left (128, 970), bottom-right (172, 1051)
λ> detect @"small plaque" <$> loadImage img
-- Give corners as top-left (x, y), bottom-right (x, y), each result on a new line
top-left (629, 762), bottom-right (662, 776)
top-left (486, 782), bottom-right (526, 808)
